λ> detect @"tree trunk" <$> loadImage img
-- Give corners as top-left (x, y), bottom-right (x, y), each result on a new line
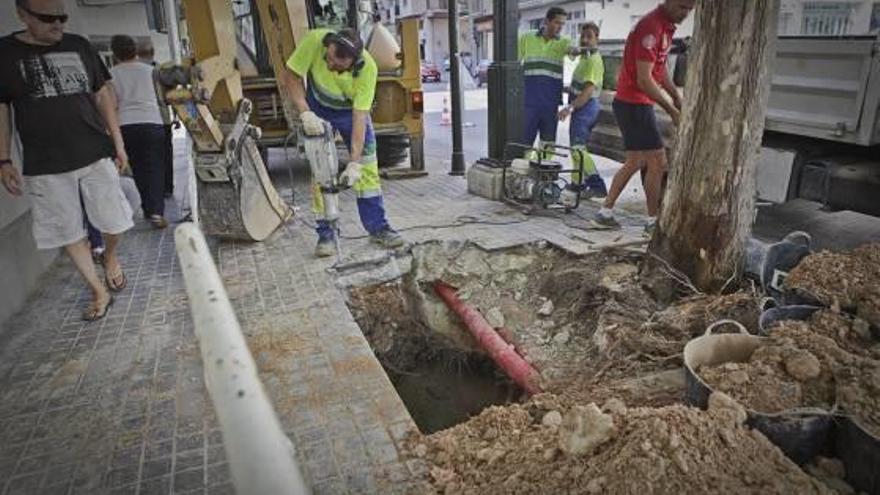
top-left (647, 1), bottom-right (779, 295)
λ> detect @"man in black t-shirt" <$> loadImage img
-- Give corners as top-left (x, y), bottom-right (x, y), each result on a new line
top-left (0, 0), bottom-right (134, 321)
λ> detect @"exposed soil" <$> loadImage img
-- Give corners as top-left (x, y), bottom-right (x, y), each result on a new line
top-left (344, 241), bottom-right (879, 493)
top-left (806, 310), bottom-right (880, 360)
top-left (786, 243), bottom-right (880, 327)
top-left (698, 332), bottom-right (835, 413)
top-left (405, 396), bottom-right (831, 495)
top-left (698, 315), bottom-right (880, 437)
top-left (350, 243), bottom-right (763, 399)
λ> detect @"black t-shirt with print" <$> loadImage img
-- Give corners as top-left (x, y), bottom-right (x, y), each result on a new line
top-left (0, 32), bottom-right (115, 176)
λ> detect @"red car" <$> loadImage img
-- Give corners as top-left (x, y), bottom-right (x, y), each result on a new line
top-left (421, 63), bottom-right (441, 83)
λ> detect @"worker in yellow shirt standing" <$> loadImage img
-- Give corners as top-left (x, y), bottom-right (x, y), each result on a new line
top-left (558, 22), bottom-right (607, 197)
top-left (281, 28), bottom-right (404, 257)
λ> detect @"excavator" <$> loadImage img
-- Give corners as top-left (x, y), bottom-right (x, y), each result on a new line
top-left (157, 0), bottom-right (425, 241)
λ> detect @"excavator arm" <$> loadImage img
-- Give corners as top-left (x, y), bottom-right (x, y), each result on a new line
top-left (157, 0), bottom-right (292, 241)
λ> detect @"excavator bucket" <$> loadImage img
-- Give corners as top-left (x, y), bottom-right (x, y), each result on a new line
top-left (196, 134), bottom-right (293, 241)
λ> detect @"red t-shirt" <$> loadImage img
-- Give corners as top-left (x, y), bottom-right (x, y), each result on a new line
top-left (615, 7), bottom-right (677, 105)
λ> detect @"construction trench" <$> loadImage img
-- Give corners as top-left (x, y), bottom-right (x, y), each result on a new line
top-left (335, 240), bottom-right (880, 494)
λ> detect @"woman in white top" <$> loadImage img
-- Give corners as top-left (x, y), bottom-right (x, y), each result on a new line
top-left (110, 34), bottom-right (168, 228)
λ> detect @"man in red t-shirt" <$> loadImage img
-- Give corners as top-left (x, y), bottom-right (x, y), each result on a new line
top-left (595, 0), bottom-right (695, 229)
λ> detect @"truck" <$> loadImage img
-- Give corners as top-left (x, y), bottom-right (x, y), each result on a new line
top-left (589, 35), bottom-right (880, 217)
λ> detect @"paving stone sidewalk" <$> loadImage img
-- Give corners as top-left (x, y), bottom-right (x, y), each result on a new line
top-left (0, 145), bottom-right (647, 495)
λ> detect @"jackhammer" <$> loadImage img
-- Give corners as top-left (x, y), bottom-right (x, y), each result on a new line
top-left (300, 121), bottom-right (344, 263)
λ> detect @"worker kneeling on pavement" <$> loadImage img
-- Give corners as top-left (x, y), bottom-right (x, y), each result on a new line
top-left (282, 28), bottom-right (404, 257)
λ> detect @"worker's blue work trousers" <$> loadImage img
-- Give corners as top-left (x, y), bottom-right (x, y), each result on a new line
top-left (523, 103), bottom-right (559, 151)
top-left (569, 99), bottom-right (607, 194)
top-left (307, 93), bottom-right (391, 241)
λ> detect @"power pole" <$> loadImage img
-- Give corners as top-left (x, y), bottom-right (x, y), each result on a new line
top-left (647, 1), bottom-right (779, 295)
top-left (448, 0), bottom-right (466, 175)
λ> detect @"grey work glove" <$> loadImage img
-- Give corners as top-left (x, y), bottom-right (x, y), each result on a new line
top-left (339, 161), bottom-right (363, 187)
top-left (300, 110), bottom-right (325, 136)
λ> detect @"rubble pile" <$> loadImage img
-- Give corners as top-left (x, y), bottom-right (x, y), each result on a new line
top-left (408, 394), bottom-right (830, 494)
top-left (787, 244), bottom-right (880, 327)
top-left (348, 241), bottom-right (879, 493)
top-left (698, 310), bottom-right (880, 437)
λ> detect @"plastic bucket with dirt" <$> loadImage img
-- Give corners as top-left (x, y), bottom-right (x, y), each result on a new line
top-left (836, 416), bottom-right (880, 495)
top-left (684, 320), bottom-right (835, 465)
top-left (758, 305), bottom-right (823, 335)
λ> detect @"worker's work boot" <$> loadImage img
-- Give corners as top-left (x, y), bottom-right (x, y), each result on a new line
top-left (314, 234), bottom-right (336, 258)
top-left (594, 208), bottom-right (620, 228)
top-left (370, 228), bottom-right (405, 248)
top-left (585, 174), bottom-right (608, 199)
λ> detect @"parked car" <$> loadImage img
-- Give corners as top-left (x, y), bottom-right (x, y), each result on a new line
top-left (475, 59), bottom-right (491, 87)
top-left (421, 63), bottom-right (441, 83)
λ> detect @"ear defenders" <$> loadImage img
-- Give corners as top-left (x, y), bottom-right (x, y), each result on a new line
top-left (322, 31), bottom-right (366, 77)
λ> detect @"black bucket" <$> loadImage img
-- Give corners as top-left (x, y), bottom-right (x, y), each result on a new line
top-left (836, 417), bottom-right (880, 495)
top-left (683, 319), bottom-right (835, 465)
top-left (743, 231), bottom-right (812, 297)
top-left (758, 305), bottom-right (823, 335)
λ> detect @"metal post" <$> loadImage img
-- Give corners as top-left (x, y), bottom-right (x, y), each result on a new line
top-left (174, 224), bottom-right (309, 495)
top-left (163, 0), bottom-right (182, 63)
top-left (448, 0), bottom-right (466, 176)
top-left (487, 0), bottom-right (523, 160)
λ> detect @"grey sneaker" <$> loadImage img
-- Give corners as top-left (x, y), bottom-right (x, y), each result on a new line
top-left (314, 237), bottom-right (335, 258)
top-left (371, 228), bottom-right (405, 248)
top-left (594, 210), bottom-right (620, 228)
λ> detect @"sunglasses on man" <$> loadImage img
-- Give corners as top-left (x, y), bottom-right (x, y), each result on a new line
top-left (21, 6), bottom-right (69, 24)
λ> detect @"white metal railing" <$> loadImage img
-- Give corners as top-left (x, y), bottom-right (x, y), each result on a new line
top-left (174, 224), bottom-right (309, 495)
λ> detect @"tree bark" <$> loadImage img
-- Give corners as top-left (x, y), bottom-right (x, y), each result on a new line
top-left (647, 1), bottom-right (779, 295)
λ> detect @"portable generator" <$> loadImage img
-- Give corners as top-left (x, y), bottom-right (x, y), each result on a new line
top-left (500, 143), bottom-right (588, 213)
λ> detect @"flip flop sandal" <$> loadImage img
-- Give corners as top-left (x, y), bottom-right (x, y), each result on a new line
top-left (106, 268), bottom-right (127, 292)
top-left (82, 296), bottom-right (114, 322)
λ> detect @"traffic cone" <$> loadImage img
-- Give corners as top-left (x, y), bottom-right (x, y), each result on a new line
top-left (440, 97), bottom-right (451, 126)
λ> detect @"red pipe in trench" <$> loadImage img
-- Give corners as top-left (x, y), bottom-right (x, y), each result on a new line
top-left (433, 281), bottom-right (543, 395)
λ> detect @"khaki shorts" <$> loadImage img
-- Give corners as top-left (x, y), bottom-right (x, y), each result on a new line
top-left (25, 158), bottom-right (134, 250)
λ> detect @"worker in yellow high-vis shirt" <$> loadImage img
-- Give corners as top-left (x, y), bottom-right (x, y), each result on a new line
top-left (558, 22), bottom-right (607, 197)
top-left (281, 28), bottom-right (404, 257)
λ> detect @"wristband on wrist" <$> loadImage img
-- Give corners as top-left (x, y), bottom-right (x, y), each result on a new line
top-left (0, 159), bottom-right (12, 167)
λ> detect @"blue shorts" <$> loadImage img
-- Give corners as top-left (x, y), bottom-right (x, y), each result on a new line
top-left (569, 98), bottom-right (601, 146)
top-left (612, 99), bottom-right (663, 151)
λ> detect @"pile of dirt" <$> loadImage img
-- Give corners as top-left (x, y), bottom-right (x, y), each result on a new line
top-left (406, 395), bottom-right (830, 494)
top-left (806, 309), bottom-right (880, 360)
top-left (771, 321), bottom-right (880, 437)
top-left (698, 315), bottom-right (880, 437)
top-left (786, 243), bottom-right (880, 326)
top-left (804, 457), bottom-right (854, 494)
top-left (698, 335), bottom-right (835, 413)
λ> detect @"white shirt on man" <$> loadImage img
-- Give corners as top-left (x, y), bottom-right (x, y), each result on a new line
top-left (109, 60), bottom-right (163, 126)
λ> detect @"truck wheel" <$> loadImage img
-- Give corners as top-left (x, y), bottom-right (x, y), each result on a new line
top-left (376, 134), bottom-right (410, 168)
